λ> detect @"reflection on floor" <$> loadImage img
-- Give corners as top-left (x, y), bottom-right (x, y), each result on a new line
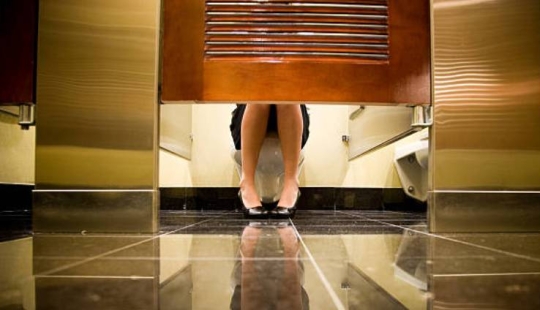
top-left (1, 210), bottom-right (540, 309)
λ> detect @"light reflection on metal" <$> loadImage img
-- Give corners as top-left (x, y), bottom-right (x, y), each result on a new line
top-left (411, 106), bottom-right (432, 128)
top-left (35, 0), bottom-right (160, 233)
top-left (430, 0), bottom-right (540, 232)
top-left (18, 103), bottom-right (35, 130)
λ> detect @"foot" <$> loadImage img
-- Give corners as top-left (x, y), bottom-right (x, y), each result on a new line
top-left (239, 181), bottom-right (262, 210)
top-left (272, 183), bottom-right (300, 219)
top-left (238, 187), bottom-right (268, 219)
top-left (277, 182), bottom-right (300, 209)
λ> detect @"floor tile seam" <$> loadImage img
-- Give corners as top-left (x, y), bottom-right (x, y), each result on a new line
top-left (290, 219), bottom-right (346, 310)
top-left (337, 211), bottom-right (540, 264)
top-left (432, 272), bottom-right (540, 277)
top-left (181, 257), bottom-right (314, 262)
top-left (37, 213), bottom-right (233, 276)
top-left (31, 256), bottom-right (327, 262)
top-left (34, 275), bottom-right (156, 279)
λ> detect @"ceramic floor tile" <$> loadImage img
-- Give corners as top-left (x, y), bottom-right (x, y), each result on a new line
top-left (2, 210), bottom-right (540, 309)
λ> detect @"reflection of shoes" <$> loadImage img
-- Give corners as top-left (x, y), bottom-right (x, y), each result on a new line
top-left (238, 191), bottom-right (268, 219)
top-left (271, 191), bottom-right (300, 219)
top-left (275, 221), bottom-right (291, 227)
top-left (248, 221), bottom-right (265, 227)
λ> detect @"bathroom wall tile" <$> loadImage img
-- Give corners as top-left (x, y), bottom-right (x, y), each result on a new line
top-left (0, 183), bottom-right (33, 211)
top-left (296, 187), bottom-right (336, 210)
top-left (335, 188), bottom-right (383, 210)
top-left (0, 184), bottom-right (32, 241)
top-left (160, 187), bottom-right (426, 212)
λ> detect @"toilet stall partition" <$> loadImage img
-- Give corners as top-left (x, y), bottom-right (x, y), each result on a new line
top-left (0, 0), bottom-right (38, 106)
top-left (161, 0), bottom-right (431, 104)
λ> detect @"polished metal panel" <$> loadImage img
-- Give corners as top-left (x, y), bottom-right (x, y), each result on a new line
top-left (411, 105), bottom-right (432, 128)
top-left (33, 190), bottom-right (158, 233)
top-left (429, 191), bottom-right (540, 233)
top-left (18, 103), bottom-right (35, 130)
top-left (36, 0), bottom-right (160, 189)
top-left (430, 0), bottom-right (540, 232)
top-left (35, 0), bottom-right (160, 232)
top-left (432, 0), bottom-right (540, 190)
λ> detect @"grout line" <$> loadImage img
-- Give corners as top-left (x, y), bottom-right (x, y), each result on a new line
top-left (433, 272), bottom-right (540, 278)
top-left (34, 275), bottom-right (155, 279)
top-left (433, 190), bottom-right (540, 194)
top-left (338, 211), bottom-right (540, 264)
top-left (290, 219), bottom-right (346, 310)
top-left (35, 213), bottom-right (233, 276)
top-left (33, 256), bottom-right (312, 262)
top-left (33, 189), bottom-right (154, 192)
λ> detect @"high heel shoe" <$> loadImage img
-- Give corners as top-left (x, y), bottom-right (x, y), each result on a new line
top-left (271, 191), bottom-right (300, 219)
top-left (238, 191), bottom-right (268, 219)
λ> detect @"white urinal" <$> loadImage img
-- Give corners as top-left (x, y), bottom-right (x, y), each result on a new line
top-left (394, 133), bottom-right (429, 202)
top-left (232, 134), bottom-right (304, 203)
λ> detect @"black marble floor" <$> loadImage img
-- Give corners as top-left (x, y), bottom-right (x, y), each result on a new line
top-left (1, 210), bottom-right (540, 309)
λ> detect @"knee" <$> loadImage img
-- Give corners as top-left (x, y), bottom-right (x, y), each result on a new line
top-left (246, 103), bottom-right (271, 113)
top-left (276, 104), bottom-right (300, 113)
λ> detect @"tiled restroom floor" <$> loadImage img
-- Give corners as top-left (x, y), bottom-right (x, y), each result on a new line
top-left (1, 210), bottom-right (540, 309)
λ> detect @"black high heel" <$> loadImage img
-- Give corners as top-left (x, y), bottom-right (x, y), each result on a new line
top-left (271, 191), bottom-right (300, 219)
top-left (238, 191), bottom-right (268, 219)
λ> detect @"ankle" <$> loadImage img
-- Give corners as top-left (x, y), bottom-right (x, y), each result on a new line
top-left (282, 180), bottom-right (299, 193)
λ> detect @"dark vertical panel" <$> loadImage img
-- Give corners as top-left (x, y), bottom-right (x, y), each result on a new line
top-left (161, 0), bottom-right (205, 101)
top-left (0, 0), bottom-right (38, 105)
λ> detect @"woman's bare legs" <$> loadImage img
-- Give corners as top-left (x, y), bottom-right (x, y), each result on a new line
top-left (240, 104), bottom-right (270, 209)
top-left (276, 104), bottom-right (303, 208)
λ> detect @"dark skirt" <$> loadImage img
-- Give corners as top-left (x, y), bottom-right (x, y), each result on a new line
top-left (230, 104), bottom-right (310, 150)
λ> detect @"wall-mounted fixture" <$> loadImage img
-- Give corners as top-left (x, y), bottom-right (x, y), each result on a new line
top-left (411, 105), bottom-right (432, 128)
top-left (18, 103), bottom-right (35, 130)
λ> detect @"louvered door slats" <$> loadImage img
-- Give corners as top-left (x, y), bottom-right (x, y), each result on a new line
top-left (205, 0), bottom-right (389, 62)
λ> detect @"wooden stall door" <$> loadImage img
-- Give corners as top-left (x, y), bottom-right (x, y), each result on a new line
top-left (162, 0), bottom-right (430, 104)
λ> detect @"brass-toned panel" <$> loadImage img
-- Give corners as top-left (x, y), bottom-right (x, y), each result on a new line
top-left (33, 190), bottom-right (158, 233)
top-left (36, 0), bottom-right (160, 189)
top-left (429, 191), bottom-right (540, 233)
top-left (431, 0), bottom-right (540, 190)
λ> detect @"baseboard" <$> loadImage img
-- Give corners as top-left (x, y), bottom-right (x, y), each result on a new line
top-left (0, 183), bottom-right (34, 212)
top-left (160, 187), bottom-right (427, 212)
top-left (429, 190), bottom-right (540, 232)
